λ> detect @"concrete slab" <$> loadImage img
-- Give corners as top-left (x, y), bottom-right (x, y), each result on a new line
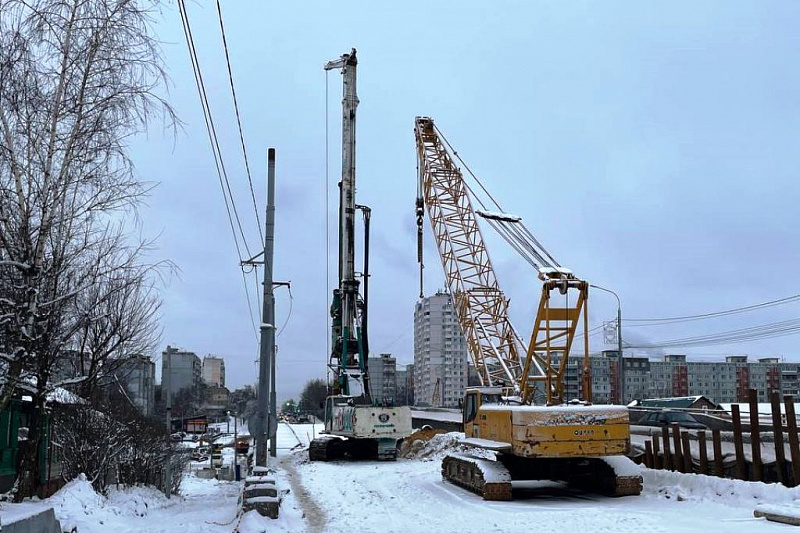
top-left (2, 506), bottom-right (61, 533)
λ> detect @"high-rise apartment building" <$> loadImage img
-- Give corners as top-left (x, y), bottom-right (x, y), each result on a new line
top-left (162, 346), bottom-right (202, 400)
top-left (414, 292), bottom-right (470, 408)
top-left (202, 355), bottom-right (226, 387)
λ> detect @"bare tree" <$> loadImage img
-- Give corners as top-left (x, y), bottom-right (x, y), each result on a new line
top-left (0, 0), bottom-right (173, 498)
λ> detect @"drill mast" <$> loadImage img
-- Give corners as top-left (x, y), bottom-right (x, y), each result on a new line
top-left (325, 49), bottom-right (371, 401)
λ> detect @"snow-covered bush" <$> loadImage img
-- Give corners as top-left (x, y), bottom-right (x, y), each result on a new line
top-left (54, 394), bottom-right (189, 495)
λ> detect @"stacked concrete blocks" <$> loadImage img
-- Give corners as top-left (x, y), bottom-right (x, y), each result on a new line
top-left (242, 466), bottom-right (282, 519)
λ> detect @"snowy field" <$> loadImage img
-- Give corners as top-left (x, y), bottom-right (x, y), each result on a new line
top-left (9, 421), bottom-right (800, 532)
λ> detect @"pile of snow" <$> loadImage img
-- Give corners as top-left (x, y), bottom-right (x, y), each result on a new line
top-left (48, 473), bottom-right (174, 531)
top-left (105, 483), bottom-right (174, 517)
top-left (643, 468), bottom-right (800, 506)
top-left (402, 431), bottom-right (493, 461)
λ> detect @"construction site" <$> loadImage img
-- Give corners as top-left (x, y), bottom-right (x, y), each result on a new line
top-left (1, 2), bottom-right (799, 532)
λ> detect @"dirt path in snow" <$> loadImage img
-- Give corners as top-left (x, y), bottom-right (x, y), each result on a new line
top-left (280, 452), bottom-right (328, 533)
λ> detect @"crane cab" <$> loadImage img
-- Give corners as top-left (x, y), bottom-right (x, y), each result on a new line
top-left (463, 387), bottom-right (510, 439)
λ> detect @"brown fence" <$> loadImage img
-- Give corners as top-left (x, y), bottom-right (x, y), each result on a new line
top-left (638, 390), bottom-right (800, 486)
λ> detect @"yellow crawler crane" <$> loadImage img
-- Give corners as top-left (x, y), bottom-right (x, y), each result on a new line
top-left (414, 116), bottom-right (642, 500)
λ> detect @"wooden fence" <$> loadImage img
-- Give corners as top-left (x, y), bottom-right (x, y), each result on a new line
top-left (640, 390), bottom-right (800, 485)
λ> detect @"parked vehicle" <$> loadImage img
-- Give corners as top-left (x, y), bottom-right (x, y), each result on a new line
top-left (636, 410), bottom-right (707, 430)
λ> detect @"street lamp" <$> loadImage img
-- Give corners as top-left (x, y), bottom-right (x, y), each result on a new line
top-left (590, 284), bottom-right (624, 404)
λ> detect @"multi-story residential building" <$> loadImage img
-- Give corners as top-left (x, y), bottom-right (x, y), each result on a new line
top-left (562, 351), bottom-right (619, 404)
top-left (414, 291), bottom-right (470, 408)
top-left (395, 367), bottom-right (410, 406)
top-left (405, 364), bottom-right (415, 406)
top-left (162, 346), bottom-right (202, 400)
top-left (202, 355), bottom-right (226, 387)
top-left (114, 354), bottom-right (156, 416)
top-left (559, 352), bottom-right (800, 405)
top-left (368, 353), bottom-right (397, 405)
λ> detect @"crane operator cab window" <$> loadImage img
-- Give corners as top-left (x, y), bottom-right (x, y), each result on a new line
top-left (463, 392), bottom-right (478, 427)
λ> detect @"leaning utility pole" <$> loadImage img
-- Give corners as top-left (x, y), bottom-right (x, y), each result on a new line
top-left (256, 148), bottom-right (277, 466)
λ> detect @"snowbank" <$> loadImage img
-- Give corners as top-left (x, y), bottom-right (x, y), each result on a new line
top-left (643, 468), bottom-right (800, 506)
top-left (48, 473), bottom-right (175, 532)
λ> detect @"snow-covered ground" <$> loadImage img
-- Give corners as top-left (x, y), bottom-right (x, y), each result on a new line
top-left (287, 429), bottom-right (800, 533)
top-left (45, 473), bottom-right (241, 533)
top-left (11, 421), bottom-right (800, 532)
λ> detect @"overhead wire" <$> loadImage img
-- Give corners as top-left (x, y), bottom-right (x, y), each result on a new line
top-left (624, 293), bottom-right (800, 326)
top-left (627, 316), bottom-right (800, 349)
top-left (277, 285), bottom-right (294, 337)
top-left (214, 0), bottom-right (264, 245)
top-left (178, 0), bottom-right (260, 339)
top-left (177, 0), bottom-right (253, 259)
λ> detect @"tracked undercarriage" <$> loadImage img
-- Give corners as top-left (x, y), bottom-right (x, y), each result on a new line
top-left (309, 435), bottom-right (399, 462)
top-left (442, 452), bottom-right (643, 500)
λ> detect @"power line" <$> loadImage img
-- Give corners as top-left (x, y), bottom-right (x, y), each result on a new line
top-left (214, 0), bottom-right (263, 245)
top-left (624, 293), bottom-right (800, 325)
top-left (178, 0), bottom-right (261, 343)
top-left (177, 0), bottom-right (253, 259)
top-left (627, 316), bottom-right (800, 349)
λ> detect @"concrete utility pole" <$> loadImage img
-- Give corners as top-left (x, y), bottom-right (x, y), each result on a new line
top-left (163, 348), bottom-right (172, 498)
top-left (270, 343), bottom-right (277, 457)
top-left (255, 148), bottom-right (277, 466)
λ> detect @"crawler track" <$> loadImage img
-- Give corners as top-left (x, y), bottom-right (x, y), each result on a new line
top-left (442, 453), bottom-right (513, 501)
top-left (442, 453), bottom-right (643, 500)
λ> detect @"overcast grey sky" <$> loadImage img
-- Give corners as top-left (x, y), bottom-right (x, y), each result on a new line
top-left (132, 1), bottom-right (800, 401)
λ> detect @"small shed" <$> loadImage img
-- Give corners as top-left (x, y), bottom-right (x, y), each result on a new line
top-left (633, 396), bottom-right (722, 411)
top-left (185, 416), bottom-right (209, 434)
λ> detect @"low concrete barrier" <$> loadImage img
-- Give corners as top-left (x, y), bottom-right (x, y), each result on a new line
top-left (2, 506), bottom-right (61, 533)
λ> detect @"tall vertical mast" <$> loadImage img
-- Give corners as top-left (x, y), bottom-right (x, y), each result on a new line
top-left (325, 49), bottom-right (370, 401)
top-left (336, 49), bottom-right (358, 326)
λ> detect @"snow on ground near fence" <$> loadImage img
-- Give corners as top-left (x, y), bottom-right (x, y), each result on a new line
top-left (291, 430), bottom-right (800, 533)
top-left (46, 473), bottom-right (242, 533)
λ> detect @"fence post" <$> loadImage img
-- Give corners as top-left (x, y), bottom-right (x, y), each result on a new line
top-left (662, 426), bottom-right (672, 470)
top-left (784, 395), bottom-right (800, 486)
top-left (672, 423), bottom-right (684, 473)
top-left (645, 440), bottom-right (653, 468)
top-left (712, 428), bottom-right (724, 477)
top-left (698, 430), bottom-right (708, 475)
top-left (749, 389), bottom-right (763, 482)
top-left (652, 434), bottom-right (662, 469)
top-left (681, 431), bottom-right (693, 473)
top-left (731, 404), bottom-right (747, 480)
top-left (771, 391), bottom-right (786, 484)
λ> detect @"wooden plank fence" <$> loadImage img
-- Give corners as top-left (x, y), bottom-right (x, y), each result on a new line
top-left (636, 388), bottom-right (800, 486)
